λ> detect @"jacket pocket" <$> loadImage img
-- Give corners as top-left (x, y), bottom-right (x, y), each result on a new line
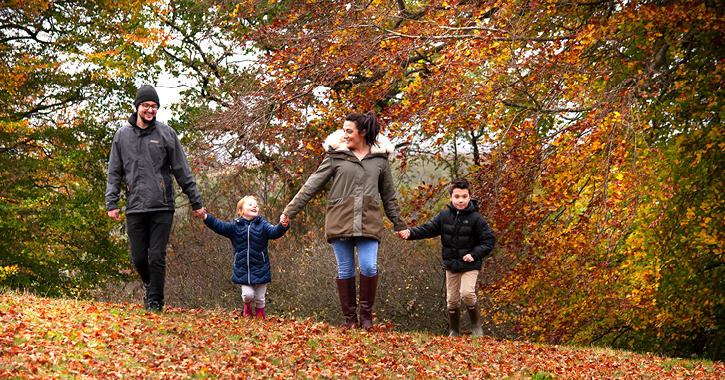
top-left (361, 196), bottom-right (384, 239)
top-left (147, 140), bottom-right (166, 168)
top-left (328, 197), bottom-right (344, 206)
top-left (146, 174), bottom-right (168, 208)
top-left (125, 187), bottom-right (140, 211)
top-left (325, 197), bottom-right (354, 238)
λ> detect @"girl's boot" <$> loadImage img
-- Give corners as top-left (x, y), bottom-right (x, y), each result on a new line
top-left (255, 307), bottom-right (265, 319)
top-left (359, 273), bottom-right (378, 330)
top-left (466, 303), bottom-right (484, 336)
top-left (243, 303), bottom-right (253, 317)
top-left (336, 277), bottom-right (358, 328)
top-left (448, 308), bottom-right (461, 337)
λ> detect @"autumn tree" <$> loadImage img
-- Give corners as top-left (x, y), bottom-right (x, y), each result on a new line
top-left (173, 0), bottom-right (724, 359)
top-left (0, 0), bottom-right (166, 296)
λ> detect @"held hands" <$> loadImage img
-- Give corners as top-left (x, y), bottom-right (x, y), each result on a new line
top-left (192, 207), bottom-right (207, 219)
top-left (396, 229), bottom-right (411, 240)
top-left (280, 214), bottom-right (290, 228)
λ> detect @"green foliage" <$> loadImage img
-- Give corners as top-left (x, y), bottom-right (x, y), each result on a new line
top-left (0, 115), bottom-right (129, 296)
top-left (0, 0), bottom-right (162, 295)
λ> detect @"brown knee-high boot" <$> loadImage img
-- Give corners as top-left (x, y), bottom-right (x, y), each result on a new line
top-left (466, 303), bottom-right (484, 336)
top-left (336, 277), bottom-right (358, 328)
top-left (359, 273), bottom-right (378, 330)
top-left (448, 308), bottom-right (461, 337)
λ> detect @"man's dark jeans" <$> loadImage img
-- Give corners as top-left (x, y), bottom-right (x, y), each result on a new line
top-left (126, 211), bottom-right (174, 310)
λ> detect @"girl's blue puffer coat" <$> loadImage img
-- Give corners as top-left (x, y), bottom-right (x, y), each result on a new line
top-left (203, 213), bottom-right (289, 285)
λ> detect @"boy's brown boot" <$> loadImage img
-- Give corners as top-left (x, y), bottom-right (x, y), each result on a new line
top-left (336, 277), bottom-right (358, 328)
top-left (467, 303), bottom-right (484, 336)
top-left (448, 308), bottom-right (461, 337)
top-left (359, 273), bottom-right (378, 330)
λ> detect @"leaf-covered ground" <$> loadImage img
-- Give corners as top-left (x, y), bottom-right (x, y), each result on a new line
top-left (1, 293), bottom-right (722, 379)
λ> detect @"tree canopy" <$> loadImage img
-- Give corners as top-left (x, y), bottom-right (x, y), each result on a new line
top-left (195, 0), bottom-right (724, 358)
top-left (0, 0), bottom-right (164, 295)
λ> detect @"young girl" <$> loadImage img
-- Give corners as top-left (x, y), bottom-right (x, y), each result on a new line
top-left (203, 195), bottom-right (289, 318)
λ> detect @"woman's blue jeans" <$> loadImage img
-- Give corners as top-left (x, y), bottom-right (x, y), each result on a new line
top-left (331, 237), bottom-right (379, 279)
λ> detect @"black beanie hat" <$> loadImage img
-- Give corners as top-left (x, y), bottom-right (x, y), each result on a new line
top-left (134, 85), bottom-right (160, 109)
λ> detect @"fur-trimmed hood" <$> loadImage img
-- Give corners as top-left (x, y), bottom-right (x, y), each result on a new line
top-left (323, 129), bottom-right (395, 159)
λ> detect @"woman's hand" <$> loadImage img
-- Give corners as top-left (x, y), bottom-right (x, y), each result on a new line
top-left (462, 254), bottom-right (474, 262)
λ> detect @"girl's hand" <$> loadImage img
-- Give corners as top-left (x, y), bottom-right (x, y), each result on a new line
top-left (280, 214), bottom-right (290, 227)
top-left (462, 254), bottom-right (474, 262)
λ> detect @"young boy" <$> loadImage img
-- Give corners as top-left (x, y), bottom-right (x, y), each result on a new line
top-left (398, 177), bottom-right (496, 336)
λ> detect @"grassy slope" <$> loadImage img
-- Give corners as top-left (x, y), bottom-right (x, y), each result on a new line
top-left (1, 293), bottom-right (723, 379)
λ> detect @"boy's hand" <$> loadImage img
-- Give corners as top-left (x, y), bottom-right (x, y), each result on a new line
top-left (280, 214), bottom-right (290, 227)
top-left (396, 229), bottom-right (410, 240)
top-left (462, 254), bottom-right (474, 262)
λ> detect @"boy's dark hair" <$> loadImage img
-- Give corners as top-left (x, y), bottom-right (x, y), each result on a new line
top-left (449, 177), bottom-right (472, 195)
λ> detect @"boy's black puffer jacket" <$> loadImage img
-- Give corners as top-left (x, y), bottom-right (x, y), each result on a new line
top-left (407, 198), bottom-right (496, 273)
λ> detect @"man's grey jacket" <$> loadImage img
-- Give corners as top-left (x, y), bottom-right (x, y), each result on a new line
top-left (105, 114), bottom-right (203, 214)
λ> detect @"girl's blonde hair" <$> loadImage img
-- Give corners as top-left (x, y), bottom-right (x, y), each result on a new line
top-left (237, 195), bottom-right (258, 217)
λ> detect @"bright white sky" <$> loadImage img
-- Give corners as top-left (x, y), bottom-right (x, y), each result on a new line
top-left (153, 78), bottom-right (183, 123)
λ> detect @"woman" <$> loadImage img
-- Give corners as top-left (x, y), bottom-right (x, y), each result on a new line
top-left (280, 111), bottom-right (407, 329)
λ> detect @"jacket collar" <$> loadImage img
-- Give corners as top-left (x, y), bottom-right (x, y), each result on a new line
top-left (323, 129), bottom-right (395, 160)
top-left (235, 215), bottom-right (260, 224)
top-left (447, 198), bottom-right (480, 214)
top-left (127, 112), bottom-right (157, 135)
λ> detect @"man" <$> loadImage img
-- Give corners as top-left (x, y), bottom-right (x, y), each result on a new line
top-left (106, 84), bottom-right (205, 312)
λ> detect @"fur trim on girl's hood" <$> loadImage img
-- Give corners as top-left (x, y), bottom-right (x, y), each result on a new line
top-left (323, 129), bottom-right (395, 159)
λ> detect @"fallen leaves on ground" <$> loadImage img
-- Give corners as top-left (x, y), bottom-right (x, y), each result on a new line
top-left (1, 293), bottom-right (722, 379)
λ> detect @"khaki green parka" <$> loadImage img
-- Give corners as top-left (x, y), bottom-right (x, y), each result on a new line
top-left (283, 130), bottom-right (407, 243)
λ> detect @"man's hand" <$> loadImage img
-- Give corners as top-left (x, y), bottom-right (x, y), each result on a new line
top-left (108, 209), bottom-right (121, 221)
top-left (280, 214), bottom-right (290, 227)
top-left (193, 207), bottom-right (206, 219)
top-left (396, 229), bottom-right (410, 240)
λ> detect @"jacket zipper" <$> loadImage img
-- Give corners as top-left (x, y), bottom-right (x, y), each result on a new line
top-left (247, 222), bottom-right (251, 284)
top-left (454, 209), bottom-right (461, 251)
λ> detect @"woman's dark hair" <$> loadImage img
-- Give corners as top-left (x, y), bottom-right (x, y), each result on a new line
top-left (345, 111), bottom-right (380, 146)
top-left (449, 177), bottom-right (472, 195)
